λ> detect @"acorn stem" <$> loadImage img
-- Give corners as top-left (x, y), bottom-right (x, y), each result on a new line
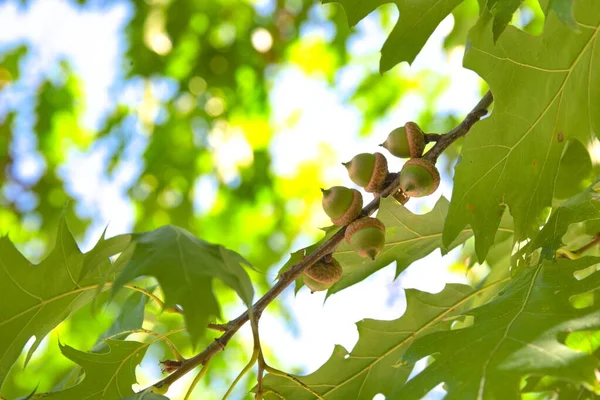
top-left (424, 133), bottom-right (442, 143)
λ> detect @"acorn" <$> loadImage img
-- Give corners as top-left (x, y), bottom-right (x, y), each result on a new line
top-left (321, 186), bottom-right (363, 226)
top-left (345, 217), bottom-right (386, 260)
top-left (380, 122), bottom-right (425, 158)
top-left (303, 258), bottom-right (343, 292)
top-left (343, 152), bottom-right (388, 193)
top-left (399, 158), bottom-right (440, 197)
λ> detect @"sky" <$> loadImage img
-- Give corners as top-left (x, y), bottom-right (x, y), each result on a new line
top-left (0, 0), bottom-right (483, 398)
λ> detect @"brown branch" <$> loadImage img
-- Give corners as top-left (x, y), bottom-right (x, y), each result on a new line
top-left (423, 90), bottom-right (493, 163)
top-left (148, 90), bottom-right (494, 392)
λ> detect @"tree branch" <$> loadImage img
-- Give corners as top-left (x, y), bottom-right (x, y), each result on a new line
top-left (423, 90), bottom-right (493, 163)
top-left (149, 90), bottom-right (494, 392)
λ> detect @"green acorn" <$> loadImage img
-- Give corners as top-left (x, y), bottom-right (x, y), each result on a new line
top-left (303, 258), bottom-right (343, 292)
top-left (343, 152), bottom-right (388, 193)
top-left (399, 158), bottom-right (440, 197)
top-left (380, 122), bottom-right (425, 158)
top-left (321, 186), bottom-right (363, 226)
top-left (345, 217), bottom-right (386, 260)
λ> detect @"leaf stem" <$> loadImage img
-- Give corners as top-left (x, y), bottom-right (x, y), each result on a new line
top-left (145, 90), bottom-right (494, 393)
top-left (184, 359), bottom-right (211, 400)
top-left (222, 350), bottom-right (259, 399)
top-left (556, 233), bottom-right (600, 259)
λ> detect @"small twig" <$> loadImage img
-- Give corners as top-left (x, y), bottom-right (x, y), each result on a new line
top-left (145, 90), bottom-right (494, 393)
top-left (123, 284), bottom-right (183, 315)
top-left (102, 328), bottom-right (184, 362)
top-left (208, 322), bottom-right (230, 332)
top-left (423, 90), bottom-right (493, 163)
top-left (184, 360), bottom-right (211, 400)
top-left (250, 311), bottom-right (266, 399)
top-left (556, 233), bottom-right (600, 260)
top-left (424, 133), bottom-right (442, 143)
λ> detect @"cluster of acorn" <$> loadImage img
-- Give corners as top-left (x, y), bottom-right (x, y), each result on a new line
top-left (303, 122), bottom-right (441, 293)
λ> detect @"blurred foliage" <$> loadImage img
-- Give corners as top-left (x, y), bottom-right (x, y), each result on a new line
top-left (0, 0), bottom-right (550, 398)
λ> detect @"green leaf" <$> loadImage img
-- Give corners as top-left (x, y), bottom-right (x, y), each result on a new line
top-left (547, 0), bottom-right (578, 30)
top-left (486, 0), bottom-right (522, 40)
top-left (0, 217), bottom-right (130, 386)
top-left (36, 340), bottom-right (148, 399)
top-left (553, 139), bottom-right (594, 200)
top-left (328, 197), bottom-right (481, 295)
top-left (444, 1), bottom-right (600, 260)
top-left (121, 389), bottom-right (170, 399)
top-left (397, 257), bottom-right (600, 399)
top-left (323, 0), bottom-right (463, 71)
top-left (262, 282), bottom-right (506, 399)
top-left (93, 292), bottom-right (147, 351)
top-left (525, 178), bottom-right (600, 259)
top-left (112, 225), bottom-right (254, 344)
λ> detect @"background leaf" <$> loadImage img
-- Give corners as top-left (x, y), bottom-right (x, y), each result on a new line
top-left (112, 225), bottom-right (254, 344)
top-left (323, 0), bottom-right (463, 71)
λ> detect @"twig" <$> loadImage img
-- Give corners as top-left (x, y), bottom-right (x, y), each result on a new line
top-left (147, 90), bottom-right (494, 393)
top-left (123, 285), bottom-right (183, 315)
top-left (208, 322), bottom-right (230, 332)
top-left (423, 133), bottom-right (442, 143)
top-left (423, 91), bottom-right (493, 163)
top-left (556, 233), bottom-right (600, 260)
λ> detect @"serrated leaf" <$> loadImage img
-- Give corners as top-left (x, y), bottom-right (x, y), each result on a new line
top-left (396, 257), bottom-right (600, 399)
top-left (444, 1), bottom-right (600, 260)
top-left (527, 178), bottom-right (600, 258)
top-left (0, 218), bottom-right (131, 386)
top-left (486, 0), bottom-right (522, 41)
top-left (112, 225), bottom-right (254, 344)
top-left (262, 282), bottom-right (507, 399)
top-left (93, 292), bottom-right (147, 351)
top-left (328, 197), bottom-right (488, 295)
top-left (35, 340), bottom-right (148, 399)
top-left (323, 0), bottom-right (463, 71)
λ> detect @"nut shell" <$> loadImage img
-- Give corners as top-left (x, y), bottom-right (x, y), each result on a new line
top-left (399, 158), bottom-right (440, 197)
top-left (322, 187), bottom-right (363, 226)
top-left (304, 258), bottom-right (343, 292)
top-left (345, 217), bottom-right (386, 260)
top-left (344, 152), bottom-right (388, 193)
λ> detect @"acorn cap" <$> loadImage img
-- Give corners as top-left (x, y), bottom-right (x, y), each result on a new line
top-left (404, 122), bottom-right (426, 158)
top-left (321, 186), bottom-right (363, 226)
top-left (343, 152), bottom-right (388, 193)
top-left (345, 217), bottom-right (386, 260)
top-left (399, 158), bottom-right (440, 197)
top-left (304, 258), bottom-right (343, 292)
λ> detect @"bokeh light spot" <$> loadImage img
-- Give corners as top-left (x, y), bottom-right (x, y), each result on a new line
top-left (251, 28), bottom-right (273, 53)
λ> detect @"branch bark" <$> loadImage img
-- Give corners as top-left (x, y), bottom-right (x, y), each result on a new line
top-left (149, 90), bottom-right (494, 391)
